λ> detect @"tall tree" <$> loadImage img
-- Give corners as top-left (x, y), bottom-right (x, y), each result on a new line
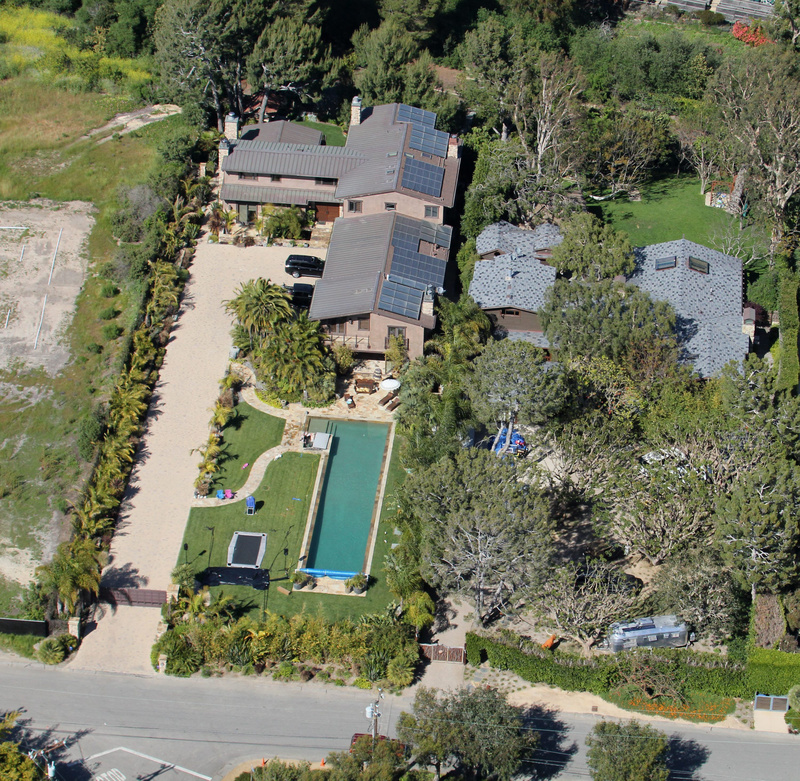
top-left (467, 339), bottom-right (569, 452)
top-left (397, 686), bottom-right (534, 781)
top-left (715, 457), bottom-right (800, 601)
top-left (529, 558), bottom-right (640, 655)
top-left (377, 0), bottom-right (443, 48)
top-left (711, 48), bottom-right (800, 249)
top-left (225, 278), bottom-right (292, 347)
top-left (550, 212), bottom-right (633, 281)
top-left (407, 449), bottom-right (552, 624)
top-left (585, 720), bottom-right (669, 781)
top-left (352, 20), bottom-right (419, 105)
top-left (248, 17), bottom-right (328, 123)
top-left (541, 280), bottom-right (677, 366)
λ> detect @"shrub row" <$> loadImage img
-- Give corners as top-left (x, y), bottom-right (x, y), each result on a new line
top-left (777, 271), bottom-right (799, 392)
top-left (466, 632), bottom-right (800, 698)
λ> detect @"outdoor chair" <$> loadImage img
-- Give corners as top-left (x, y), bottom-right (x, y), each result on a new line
top-left (216, 489), bottom-right (225, 500)
top-left (378, 391), bottom-right (397, 407)
top-left (224, 489), bottom-right (234, 500)
top-left (246, 495), bottom-right (256, 515)
top-left (386, 398), bottom-right (401, 412)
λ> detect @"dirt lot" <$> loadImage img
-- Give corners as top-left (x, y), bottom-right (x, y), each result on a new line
top-left (0, 200), bottom-right (94, 375)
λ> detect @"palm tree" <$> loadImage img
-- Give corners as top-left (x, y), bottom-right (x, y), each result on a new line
top-left (207, 203), bottom-right (224, 237)
top-left (257, 314), bottom-right (326, 397)
top-left (36, 539), bottom-right (104, 616)
top-left (427, 294), bottom-right (491, 366)
top-left (224, 278), bottom-right (291, 347)
top-left (222, 209), bottom-right (238, 235)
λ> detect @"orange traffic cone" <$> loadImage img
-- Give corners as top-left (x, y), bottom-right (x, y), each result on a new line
top-left (321, 758), bottom-right (326, 767)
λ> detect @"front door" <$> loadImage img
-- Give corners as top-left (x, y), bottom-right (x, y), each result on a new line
top-left (315, 202), bottom-right (340, 222)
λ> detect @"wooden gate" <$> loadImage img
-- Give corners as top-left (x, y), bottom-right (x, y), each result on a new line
top-left (420, 643), bottom-right (466, 664)
top-left (100, 588), bottom-right (166, 607)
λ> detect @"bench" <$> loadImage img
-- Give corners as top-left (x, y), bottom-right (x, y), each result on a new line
top-left (386, 397), bottom-right (400, 412)
top-left (378, 391), bottom-right (397, 406)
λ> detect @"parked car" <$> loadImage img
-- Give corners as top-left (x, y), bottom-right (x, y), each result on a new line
top-left (285, 254), bottom-right (324, 278)
top-left (283, 282), bottom-right (314, 308)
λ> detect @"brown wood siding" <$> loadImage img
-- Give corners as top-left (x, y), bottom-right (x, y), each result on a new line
top-left (485, 308), bottom-right (542, 333)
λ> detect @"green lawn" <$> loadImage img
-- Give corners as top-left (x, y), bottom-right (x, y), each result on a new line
top-left (590, 175), bottom-right (736, 247)
top-left (616, 17), bottom-right (746, 53)
top-left (298, 119), bottom-right (346, 147)
top-left (180, 432), bottom-right (408, 623)
top-left (209, 403), bottom-right (286, 493)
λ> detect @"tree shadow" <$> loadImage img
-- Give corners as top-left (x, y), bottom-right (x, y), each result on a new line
top-left (10, 713), bottom-right (94, 780)
top-left (667, 735), bottom-right (710, 780)
top-left (432, 598), bottom-right (457, 634)
top-left (675, 314), bottom-right (699, 356)
top-left (522, 704), bottom-right (578, 780)
top-left (100, 562), bottom-right (148, 589)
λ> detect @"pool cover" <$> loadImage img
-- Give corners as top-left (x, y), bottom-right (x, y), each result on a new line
top-left (227, 531), bottom-right (267, 568)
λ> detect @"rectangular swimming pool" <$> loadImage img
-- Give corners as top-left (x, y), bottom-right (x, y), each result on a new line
top-left (304, 418), bottom-right (390, 575)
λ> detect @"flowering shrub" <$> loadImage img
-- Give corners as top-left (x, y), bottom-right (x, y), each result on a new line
top-left (606, 686), bottom-right (735, 723)
top-left (732, 21), bottom-right (773, 46)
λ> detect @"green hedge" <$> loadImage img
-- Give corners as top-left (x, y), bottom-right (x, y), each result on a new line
top-left (747, 648), bottom-right (800, 695)
top-left (467, 632), bottom-right (752, 698)
top-left (777, 271), bottom-right (799, 392)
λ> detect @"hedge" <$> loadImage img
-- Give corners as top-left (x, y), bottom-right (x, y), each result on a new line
top-left (776, 271), bottom-right (799, 392)
top-left (465, 632), bottom-right (787, 699)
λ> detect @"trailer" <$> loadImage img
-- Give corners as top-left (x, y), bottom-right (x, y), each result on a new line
top-left (608, 615), bottom-right (689, 653)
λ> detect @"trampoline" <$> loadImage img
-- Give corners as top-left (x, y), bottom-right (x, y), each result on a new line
top-left (227, 531), bottom-right (267, 568)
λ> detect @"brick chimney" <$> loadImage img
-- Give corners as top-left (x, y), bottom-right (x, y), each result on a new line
top-left (224, 112), bottom-right (240, 142)
top-left (447, 135), bottom-right (460, 159)
top-left (350, 96), bottom-right (363, 127)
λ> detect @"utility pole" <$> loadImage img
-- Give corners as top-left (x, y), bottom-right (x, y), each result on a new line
top-left (365, 688), bottom-right (384, 746)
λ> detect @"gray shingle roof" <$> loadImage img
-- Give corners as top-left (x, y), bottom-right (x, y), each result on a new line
top-left (469, 254), bottom-right (557, 313)
top-left (308, 213), bottom-right (451, 322)
top-left (627, 239), bottom-right (749, 378)
top-left (223, 142), bottom-right (365, 179)
top-left (506, 330), bottom-right (551, 349)
top-left (238, 121), bottom-right (324, 146)
top-left (220, 183), bottom-right (343, 206)
top-left (476, 221), bottom-right (563, 256)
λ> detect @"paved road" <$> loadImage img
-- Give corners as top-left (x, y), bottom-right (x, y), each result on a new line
top-left (3, 661), bottom-right (799, 781)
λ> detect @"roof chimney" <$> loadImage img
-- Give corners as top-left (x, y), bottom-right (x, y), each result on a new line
top-left (350, 96), bottom-right (363, 127)
top-left (224, 112), bottom-right (240, 142)
top-left (447, 135), bottom-right (461, 159)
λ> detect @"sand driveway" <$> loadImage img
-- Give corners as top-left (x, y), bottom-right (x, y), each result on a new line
top-left (70, 241), bottom-right (322, 674)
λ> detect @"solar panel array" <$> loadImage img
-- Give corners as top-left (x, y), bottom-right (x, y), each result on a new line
top-left (401, 158), bottom-right (444, 197)
top-left (409, 124), bottom-right (449, 157)
top-left (397, 104), bottom-right (436, 128)
top-left (378, 279), bottom-right (424, 319)
top-left (390, 248), bottom-right (446, 288)
top-left (395, 215), bottom-right (453, 250)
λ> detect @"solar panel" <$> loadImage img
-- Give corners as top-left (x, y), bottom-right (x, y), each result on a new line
top-left (393, 215), bottom-right (452, 250)
top-left (401, 158), bottom-right (444, 197)
top-left (409, 125), bottom-right (449, 158)
top-left (397, 104), bottom-right (436, 127)
top-left (390, 247), bottom-right (447, 288)
top-left (378, 279), bottom-right (424, 319)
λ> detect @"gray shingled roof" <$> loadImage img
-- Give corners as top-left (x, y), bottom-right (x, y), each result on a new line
top-left (239, 121), bottom-right (324, 146)
top-left (506, 330), bottom-right (551, 349)
top-left (223, 141), bottom-right (364, 179)
top-left (220, 183), bottom-right (343, 206)
top-left (309, 213), bottom-right (451, 322)
top-left (627, 239), bottom-right (749, 378)
top-left (476, 221), bottom-right (563, 256)
top-left (469, 254), bottom-right (557, 313)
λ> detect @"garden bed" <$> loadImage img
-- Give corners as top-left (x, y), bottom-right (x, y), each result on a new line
top-left (604, 685), bottom-right (735, 724)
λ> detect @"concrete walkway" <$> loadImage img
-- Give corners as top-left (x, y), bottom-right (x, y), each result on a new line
top-left (69, 243), bottom-right (316, 674)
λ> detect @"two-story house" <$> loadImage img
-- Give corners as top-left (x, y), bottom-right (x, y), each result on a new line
top-left (219, 99), bottom-right (461, 225)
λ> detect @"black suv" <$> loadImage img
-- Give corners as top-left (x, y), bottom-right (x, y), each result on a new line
top-left (283, 283), bottom-right (314, 308)
top-left (285, 254), bottom-right (324, 278)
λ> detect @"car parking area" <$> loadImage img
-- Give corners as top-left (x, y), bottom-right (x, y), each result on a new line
top-left (63, 746), bottom-right (211, 781)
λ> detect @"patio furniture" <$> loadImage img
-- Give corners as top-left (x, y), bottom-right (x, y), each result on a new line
top-left (379, 378), bottom-right (401, 392)
top-left (245, 495), bottom-right (256, 515)
top-left (354, 376), bottom-right (377, 394)
top-left (378, 390), bottom-right (397, 407)
top-left (224, 489), bottom-right (235, 500)
top-left (386, 397), bottom-right (401, 412)
top-left (344, 393), bottom-right (356, 409)
top-left (216, 489), bottom-right (225, 500)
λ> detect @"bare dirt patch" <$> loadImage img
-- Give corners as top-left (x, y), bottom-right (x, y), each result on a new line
top-left (0, 200), bottom-right (94, 375)
top-left (80, 103), bottom-right (181, 144)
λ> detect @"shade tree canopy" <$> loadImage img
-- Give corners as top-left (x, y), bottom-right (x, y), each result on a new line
top-left (405, 449), bottom-right (553, 625)
top-left (550, 211), bottom-right (633, 282)
top-left (586, 720), bottom-right (669, 781)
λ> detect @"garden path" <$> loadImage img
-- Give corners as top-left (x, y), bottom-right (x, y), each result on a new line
top-left (68, 243), bottom-right (315, 675)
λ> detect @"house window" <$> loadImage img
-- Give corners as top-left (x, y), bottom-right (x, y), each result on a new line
top-left (270, 175), bottom-right (282, 182)
top-left (329, 321), bottom-right (346, 334)
top-left (424, 206), bottom-right (439, 219)
top-left (384, 203), bottom-right (397, 211)
top-left (237, 173), bottom-right (258, 181)
top-left (348, 200), bottom-right (363, 213)
top-left (689, 256), bottom-right (710, 274)
top-left (387, 326), bottom-right (406, 341)
top-left (356, 317), bottom-right (370, 331)
top-left (655, 256), bottom-right (677, 270)
top-left (315, 177), bottom-right (336, 186)
top-left (501, 309), bottom-right (520, 317)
